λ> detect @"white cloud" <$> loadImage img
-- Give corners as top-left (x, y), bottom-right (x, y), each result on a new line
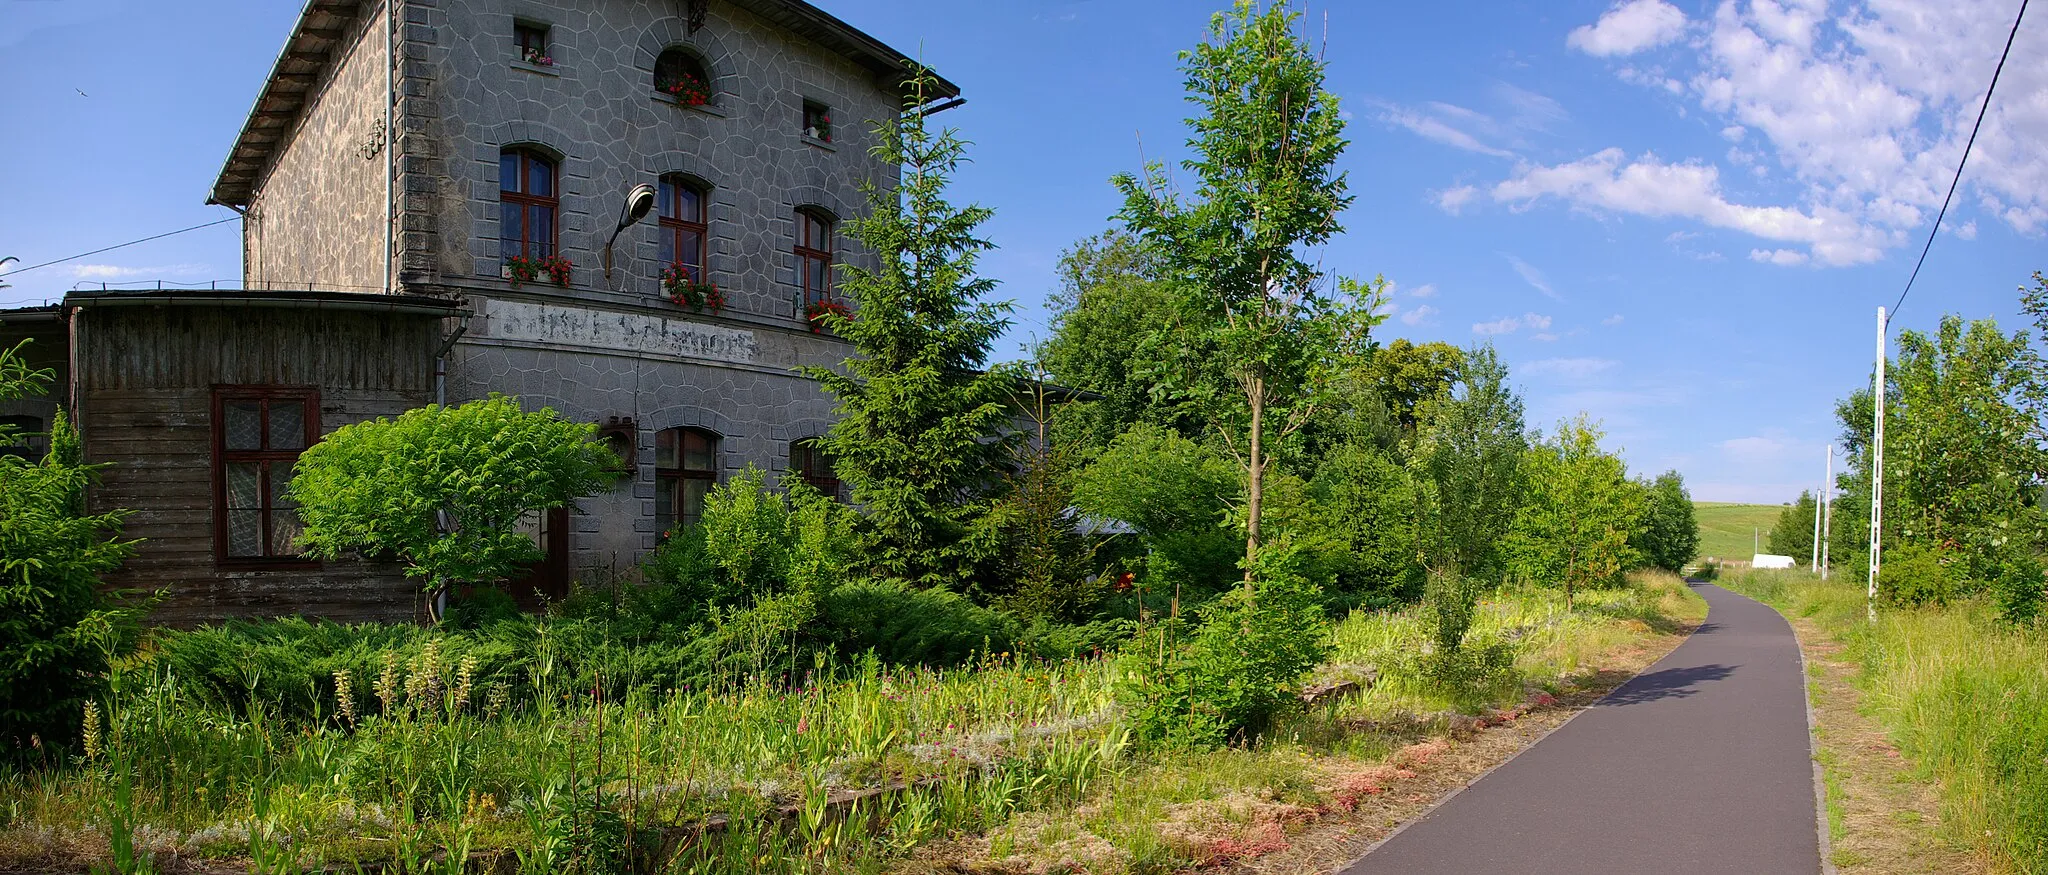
top-left (1490, 148), bottom-right (1895, 264)
top-left (1407, 283), bottom-right (1439, 299)
top-left (1472, 312), bottom-right (1551, 335)
top-left (1376, 102), bottom-right (1515, 158)
top-left (1749, 247), bottom-right (1809, 265)
top-left (1578, 0), bottom-right (2048, 249)
top-left (1401, 304), bottom-right (1440, 326)
top-left (1435, 185), bottom-right (1479, 214)
top-left (1602, 313), bottom-right (1626, 326)
top-left (1568, 0), bottom-right (1690, 57)
top-left (1523, 357), bottom-right (1620, 379)
top-left (1502, 254), bottom-right (1562, 300)
top-left (1951, 220), bottom-right (1977, 240)
top-left (1531, 332), bottom-right (1561, 342)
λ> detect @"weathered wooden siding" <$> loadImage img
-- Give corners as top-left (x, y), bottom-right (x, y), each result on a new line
top-left (78, 304), bottom-right (442, 626)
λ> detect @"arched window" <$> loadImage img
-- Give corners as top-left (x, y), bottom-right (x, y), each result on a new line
top-left (790, 436), bottom-right (840, 498)
top-left (795, 208), bottom-right (833, 307)
top-left (658, 175), bottom-right (708, 282)
top-left (654, 49), bottom-right (712, 105)
top-left (655, 426), bottom-right (718, 534)
top-left (499, 148), bottom-right (558, 260)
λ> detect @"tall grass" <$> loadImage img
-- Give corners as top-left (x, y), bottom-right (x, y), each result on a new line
top-left (1721, 569), bottom-right (2048, 870)
top-left (0, 572), bottom-right (1704, 873)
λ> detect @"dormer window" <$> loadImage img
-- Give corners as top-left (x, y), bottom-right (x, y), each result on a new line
top-left (802, 100), bottom-right (833, 143)
top-left (515, 22), bottom-right (552, 66)
top-left (654, 49), bottom-right (712, 106)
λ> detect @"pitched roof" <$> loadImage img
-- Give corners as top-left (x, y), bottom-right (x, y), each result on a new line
top-left (208, 0), bottom-right (959, 208)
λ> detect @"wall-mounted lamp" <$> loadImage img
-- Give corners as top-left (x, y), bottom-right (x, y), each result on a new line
top-left (603, 183), bottom-right (658, 280)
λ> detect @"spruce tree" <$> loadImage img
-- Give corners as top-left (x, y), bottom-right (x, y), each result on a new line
top-left (804, 73), bottom-right (1019, 589)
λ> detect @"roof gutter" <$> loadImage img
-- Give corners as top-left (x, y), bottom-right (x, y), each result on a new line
top-left (64, 290), bottom-right (465, 318)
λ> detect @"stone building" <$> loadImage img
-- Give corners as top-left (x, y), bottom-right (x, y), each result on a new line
top-left (0, 0), bottom-right (958, 624)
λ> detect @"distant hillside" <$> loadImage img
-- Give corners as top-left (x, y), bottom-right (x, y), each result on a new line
top-left (1694, 502), bottom-right (1791, 560)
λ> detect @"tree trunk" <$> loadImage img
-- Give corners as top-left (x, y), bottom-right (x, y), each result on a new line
top-left (1245, 374), bottom-right (1266, 593)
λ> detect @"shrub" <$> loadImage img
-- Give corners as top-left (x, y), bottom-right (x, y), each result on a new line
top-left (1878, 541), bottom-right (1957, 606)
top-left (1422, 570), bottom-right (1480, 654)
top-left (1692, 558), bottom-right (1720, 581)
top-left (1, 406), bottom-right (138, 753)
top-left (290, 394), bottom-right (619, 620)
top-left (1989, 553), bottom-right (2044, 625)
top-left (1116, 543), bottom-right (1332, 748)
top-left (444, 586), bottom-right (522, 631)
top-left (817, 580), bottom-right (1017, 667)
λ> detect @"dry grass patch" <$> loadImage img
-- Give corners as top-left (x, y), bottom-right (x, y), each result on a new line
top-left (1791, 615), bottom-right (1999, 875)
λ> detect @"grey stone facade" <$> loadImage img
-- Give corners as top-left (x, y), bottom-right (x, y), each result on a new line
top-left (243, 5), bottom-right (392, 293)
top-left (212, 0), bottom-right (952, 584)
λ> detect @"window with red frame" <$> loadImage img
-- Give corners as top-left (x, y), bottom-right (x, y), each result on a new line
top-left (655, 427), bottom-right (718, 535)
top-left (795, 209), bottom-right (833, 307)
top-left (499, 148), bottom-right (558, 260)
top-left (790, 437), bottom-right (840, 498)
top-left (658, 175), bottom-right (708, 283)
top-left (215, 389), bottom-right (317, 561)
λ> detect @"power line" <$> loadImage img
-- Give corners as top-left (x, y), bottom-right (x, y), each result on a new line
top-left (0, 214), bottom-right (241, 280)
top-left (1890, 0), bottom-right (2030, 321)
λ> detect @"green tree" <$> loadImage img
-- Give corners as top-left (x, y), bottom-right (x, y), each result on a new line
top-left (1887, 315), bottom-right (2047, 582)
top-left (1362, 339), bottom-right (1464, 432)
top-left (1766, 491), bottom-right (1819, 562)
top-left (1632, 470), bottom-right (1699, 572)
top-left (1039, 231), bottom-right (1219, 451)
top-left (1, 341), bottom-right (138, 753)
top-left (1412, 345), bottom-right (1527, 585)
top-left (1509, 415), bottom-right (1644, 608)
top-left (1309, 439), bottom-right (1423, 609)
top-left (289, 394), bottom-right (618, 620)
top-left (1113, 1), bottom-right (1382, 582)
top-left (802, 72), bottom-right (1019, 590)
top-left (1070, 423), bottom-right (1242, 602)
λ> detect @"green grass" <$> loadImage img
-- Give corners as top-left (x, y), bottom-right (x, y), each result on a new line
top-left (0, 574), bottom-right (1706, 874)
top-left (1694, 501), bottom-right (1790, 560)
top-left (1720, 570), bottom-right (2048, 871)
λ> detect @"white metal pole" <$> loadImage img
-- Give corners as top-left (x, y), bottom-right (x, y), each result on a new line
top-left (1821, 445), bottom-right (1832, 581)
top-left (1868, 308), bottom-right (1887, 615)
top-left (1811, 450), bottom-right (1823, 572)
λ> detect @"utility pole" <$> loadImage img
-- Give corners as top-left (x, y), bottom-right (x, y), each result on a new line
top-left (1821, 445), bottom-right (1832, 581)
top-left (1868, 308), bottom-right (1887, 618)
top-left (1811, 446), bottom-right (1823, 573)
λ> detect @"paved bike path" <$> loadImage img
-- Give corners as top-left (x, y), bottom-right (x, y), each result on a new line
top-left (1341, 582), bottom-right (1821, 874)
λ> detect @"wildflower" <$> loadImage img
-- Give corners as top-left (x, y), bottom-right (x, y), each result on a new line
top-left (452, 655), bottom-right (480, 713)
top-left (374, 651), bottom-right (401, 715)
top-left (334, 669), bottom-right (358, 727)
top-left (81, 701), bottom-right (102, 761)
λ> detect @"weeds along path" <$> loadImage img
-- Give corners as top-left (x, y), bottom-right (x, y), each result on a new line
top-left (1339, 582), bottom-right (1822, 875)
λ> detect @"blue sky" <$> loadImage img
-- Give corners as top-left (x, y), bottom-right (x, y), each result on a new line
top-left (4, 0), bottom-right (2044, 503)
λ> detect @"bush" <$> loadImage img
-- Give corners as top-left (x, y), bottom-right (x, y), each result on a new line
top-left (1116, 543), bottom-right (1332, 748)
top-left (1990, 553), bottom-right (2044, 625)
top-left (1692, 558), bottom-right (1719, 581)
top-left (1310, 440), bottom-right (1425, 611)
top-left (1, 408), bottom-right (137, 753)
top-left (1422, 571), bottom-right (1480, 654)
top-left (817, 580), bottom-right (1018, 667)
top-left (1878, 541), bottom-right (1957, 606)
top-left (444, 586), bottom-right (522, 631)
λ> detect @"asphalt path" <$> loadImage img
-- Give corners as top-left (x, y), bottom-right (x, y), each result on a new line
top-left (1340, 581), bottom-right (1821, 875)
